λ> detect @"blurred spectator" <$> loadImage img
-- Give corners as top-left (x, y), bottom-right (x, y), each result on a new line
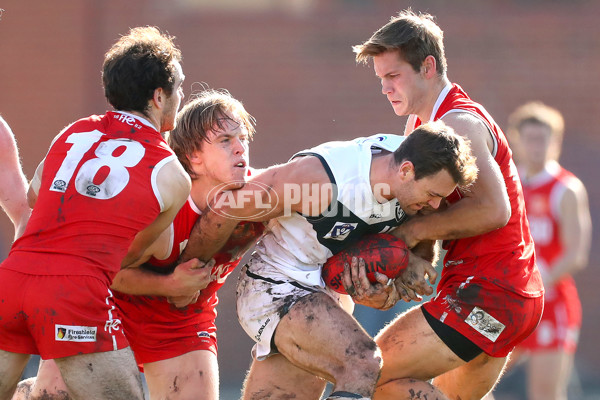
top-left (505, 101), bottom-right (592, 400)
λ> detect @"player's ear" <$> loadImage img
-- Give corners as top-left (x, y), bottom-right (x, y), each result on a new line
top-left (398, 160), bottom-right (415, 181)
top-left (421, 55), bottom-right (436, 77)
top-left (187, 151), bottom-right (204, 170)
top-left (152, 87), bottom-right (165, 110)
top-left (186, 151), bottom-right (203, 165)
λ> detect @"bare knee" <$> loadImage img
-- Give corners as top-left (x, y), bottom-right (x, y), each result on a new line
top-left (333, 336), bottom-right (382, 393)
top-left (12, 378), bottom-right (33, 400)
top-left (12, 377), bottom-right (72, 400)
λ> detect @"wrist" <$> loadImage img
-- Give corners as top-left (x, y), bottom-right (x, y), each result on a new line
top-left (404, 218), bottom-right (423, 243)
top-left (162, 274), bottom-right (182, 297)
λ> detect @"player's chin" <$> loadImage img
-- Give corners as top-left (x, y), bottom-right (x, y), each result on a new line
top-left (391, 103), bottom-right (406, 116)
top-left (226, 180), bottom-right (246, 190)
top-left (403, 206), bottom-right (419, 216)
top-left (233, 168), bottom-right (248, 180)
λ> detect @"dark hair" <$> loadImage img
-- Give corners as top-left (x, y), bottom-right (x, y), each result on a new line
top-left (102, 26), bottom-right (182, 113)
top-left (394, 120), bottom-right (477, 188)
top-left (167, 88), bottom-right (256, 179)
top-left (353, 9), bottom-right (447, 76)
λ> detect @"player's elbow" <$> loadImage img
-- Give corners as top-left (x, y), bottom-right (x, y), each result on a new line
top-left (493, 204), bottom-right (511, 229)
top-left (483, 198), bottom-right (511, 232)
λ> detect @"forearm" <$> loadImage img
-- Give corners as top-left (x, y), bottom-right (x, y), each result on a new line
top-left (111, 266), bottom-right (176, 297)
top-left (404, 197), bottom-right (508, 243)
top-left (180, 211), bottom-right (239, 263)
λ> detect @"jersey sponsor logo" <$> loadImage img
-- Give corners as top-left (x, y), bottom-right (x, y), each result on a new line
top-left (104, 318), bottom-right (121, 334)
top-left (445, 259), bottom-right (464, 267)
top-left (465, 306), bottom-right (505, 342)
top-left (55, 324), bottom-right (97, 342)
top-left (197, 331), bottom-right (210, 338)
top-left (85, 184), bottom-right (101, 197)
top-left (357, 134), bottom-right (387, 144)
top-left (254, 318), bottom-right (271, 342)
top-left (394, 203), bottom-right (406, 223)
top-left (113, 113), bottom-right (143, 130)
top-left (323, 222), bottom-right (358, 241)
top-left (212, 261), bottom-right (235, 284)
top-left (442, 294), bottom-right (462, 314)
top-left (51, 179), bottom-right (67, 192)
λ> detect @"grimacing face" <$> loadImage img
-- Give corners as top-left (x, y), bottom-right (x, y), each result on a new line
top-left (373, 51), bottom-right (428, 118)
top-left (393, 167), bottom-right (457, 215)
top-left (194, 114), bottom-right (250, 189)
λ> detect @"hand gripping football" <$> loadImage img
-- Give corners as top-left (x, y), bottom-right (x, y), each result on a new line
top-left (322, 233), bottom-right (409, 294)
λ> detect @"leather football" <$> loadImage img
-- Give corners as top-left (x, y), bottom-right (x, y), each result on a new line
top-left (322, 233), bottom-right (409, 294)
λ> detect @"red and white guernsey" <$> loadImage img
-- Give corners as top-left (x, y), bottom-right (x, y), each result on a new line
top-left (522, 161), bottom-right (578, 301)
top-left (407, 84), bottom-right (543, 298)
top-left (114, 170), bottom-right (265, 327)
top-left (3, 111), bottom-right (175, 283)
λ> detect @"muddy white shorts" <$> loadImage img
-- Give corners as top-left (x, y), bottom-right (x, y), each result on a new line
top-left (236, 253), bottom-right (353, 360)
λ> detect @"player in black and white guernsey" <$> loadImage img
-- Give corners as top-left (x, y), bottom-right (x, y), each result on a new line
top-left (254, 133), bottom-right (409, 288)
top-left (182, 120), bottom-right (478, 400)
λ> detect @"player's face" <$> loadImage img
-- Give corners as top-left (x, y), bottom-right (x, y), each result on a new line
top-left (195, 114), bottom-right (250, 189)
top-left (160, 61), bottom-right (185, 132)
top-left (373, 51), bottom-right (428, 117)
top-left (519, 122), bottom-right (555, 170)
top-left (394, 167), bottom-right (457, 215)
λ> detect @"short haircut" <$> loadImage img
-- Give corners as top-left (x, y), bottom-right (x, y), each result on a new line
top-left (167, 88), bottom-right (256, 179)
top-left (353, 9), bottom-right (447, 76)
top-left (102, 26), bottom-right (182, 113)
top-left (394, 120), bottom-right (478, 188)
top-left (507, 101), bottom-right (564, 141)
top-left (506, 101), bottom-right (565, 161)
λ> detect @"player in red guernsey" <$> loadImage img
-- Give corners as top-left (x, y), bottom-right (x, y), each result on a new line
top-left (0, 27), bottom-right (189, 400)
top-left (16, 90), bottom-right (264, 400)
top-left (505, 102), bottom-right (591, 400)
top-left (352, 10), bottom-right (545, 400)
top-left (112, 89), bottom-right (264, 400)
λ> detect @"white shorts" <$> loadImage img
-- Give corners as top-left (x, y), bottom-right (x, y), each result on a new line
top-left (236, 253), bottom-right (353, 360)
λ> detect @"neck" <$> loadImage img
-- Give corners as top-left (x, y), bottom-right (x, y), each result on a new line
top-left (127, 110), bottom-right (161, 132)
top-left (417, 76), bottom-right (451, 122)
top-left (189, 177), bottom-right (214, 211)
top-left (524, 160), bottom-right (550, 179)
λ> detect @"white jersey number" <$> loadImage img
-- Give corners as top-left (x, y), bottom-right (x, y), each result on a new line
top-left (50, 130), bottom-right (146, 199)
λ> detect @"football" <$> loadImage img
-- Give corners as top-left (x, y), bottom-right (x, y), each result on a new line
top-left (322, 233), bottom-right (409, 294)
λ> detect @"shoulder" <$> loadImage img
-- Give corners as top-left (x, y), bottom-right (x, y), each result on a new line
top-left (158, 158), bottom-right (191, 189)
top-left (559, 171), bottom-right (588, 203)
top-left (154, 158), bottom-right (191, 211)
top-left (441, 111), bottom-right (488, 134)
top-left (255, 155), bottom-right (330, 187)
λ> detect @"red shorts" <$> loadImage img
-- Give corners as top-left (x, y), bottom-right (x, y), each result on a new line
top-left (114, 292), bottom-right (217, 370)
top-left (0, 269), bottom-right (129, 359)
top-left (518, 289), bottom-right (581, 353)
top-left (422, 274), bottom-right (544, 357)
